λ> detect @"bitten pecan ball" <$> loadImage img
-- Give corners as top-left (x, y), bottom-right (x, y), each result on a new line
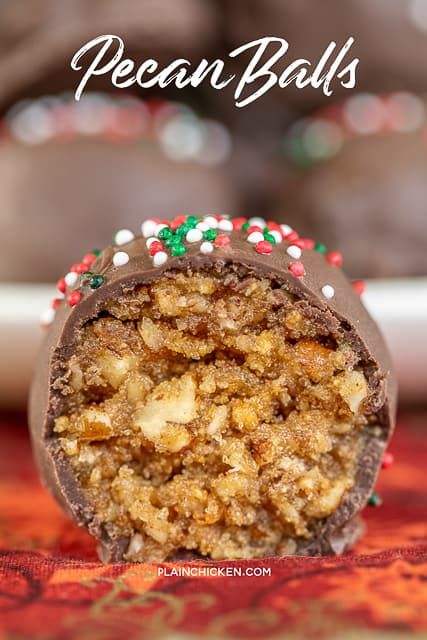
top-left (29, 214), bottom-right (396, 562)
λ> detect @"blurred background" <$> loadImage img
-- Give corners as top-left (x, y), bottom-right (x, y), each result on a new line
top-left (0, 0), bottom-right (426, 407)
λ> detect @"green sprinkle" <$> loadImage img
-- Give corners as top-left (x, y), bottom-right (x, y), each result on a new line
top-left (315, 242), bottom-right (327, 254)
top-left (158, 227), bottom-right (173, 240)
top-left (176, 224), bottom-right (190, 237)
top-left (89, 274), bottom-right (105, 289)
top-left (283, 136), bottom-right (315, 170)
top-left (171, 244), bottom-right (187, 257)
top-left (368, 492), bottom-right (382, 507)
top-left (92, 249), bottom-right (101, 257)
top-left (186, 216), bottom-right (199, 228)
top-left (165, 236), bottom-right (181, 247)
top-left (203, 229), bottom-right (217, 241)
top-left (263, 232), bottom-right (276, 244)
top-left (242, 222), bottom-right (250, 231)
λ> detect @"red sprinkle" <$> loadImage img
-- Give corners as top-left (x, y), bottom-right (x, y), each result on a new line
top-left (255, 240), bottom-right (273, 255)
top-left (266, 221), bottom-right (282, 232)
top-left (82, 253), bottom-right (97, 267)
top-left (327, 251), bottom-right (343, 267)
top-left (247, 225), bottom-right (263, 234)
top-left (293, 239), bottom-right (306, 250)
top-left (214, 234), bottom-right (231, 247)
top-left (285, 230), bottom-right (300, 243)
top-left (382, 452), bottom-right (394, 469)
top-left (70, 262), bottom-right (87, 275)
top-left (51, 298), bottom-right (62, 310)
top-left (171, 215), bottom-right (186, 230)
top-left (56, 277), bottom-right (66, 293)
top-left (232, 217), bottom-right (247, 230)
top-left (352, 279), bottom-right (366, 296)
top-left (288, 261), bottom-right (305, 277)
top-left (149, 241), bottom-right (164, 256)
top-left (66, 291), bottom-right (82, 307)
top-left (301, 238), bottom-right (315, 250)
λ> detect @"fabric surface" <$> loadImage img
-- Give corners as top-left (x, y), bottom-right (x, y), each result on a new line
top-left (0, 412), bottom-right (426, 639)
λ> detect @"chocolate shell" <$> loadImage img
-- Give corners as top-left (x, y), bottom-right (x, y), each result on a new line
top-left (29, 215), bottom-right (397, 562)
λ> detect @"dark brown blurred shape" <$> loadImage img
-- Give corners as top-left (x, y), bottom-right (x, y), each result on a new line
top-left (0, 137), bottom-right (235, 282)
top-left (276, 131), bottom-right (427, 278)
top-left (2, 1), bottom-right (427, 282)
top-left (0, 0), bottom-right (220, 112)
top-left (224, 0), bottom-right (427, 111)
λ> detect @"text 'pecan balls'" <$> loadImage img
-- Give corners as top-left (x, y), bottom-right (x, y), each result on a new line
top-left (30, 215), bottom-right (396, 563)
top-left (224, 0), bottom-right (427, 111)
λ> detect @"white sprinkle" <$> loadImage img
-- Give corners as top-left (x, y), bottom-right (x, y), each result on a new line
top-left (200, 241), bottom-right (214, 254)
top-left (302, 119), bottom-right (343, 161)
top-left (322, 284), bottom-right (335, 299)
top-left (280, 224), bottom-right (293, 236)
top-left (248, 217), bottom-right (266, 228)
top-left (141, 220), bottom-right (158, 238)
top-left (186, 228), bottom-right (203, 243)
top-left (159, 115), bottom-right (203, 161)
top-left (154, 223), bottom-right (168, 237)
top-left (287, 245), bottom-right (302, 259)
top-left (386, 92), bottom-right (425, 133)
top-left (218, 219), bottom-right (233, 231)
top-left (196, 222), bottom-right (209, 232)
top-left (247, 231), bottom-right (264, 244)
top-left (40, 308), bottom-right (55, 327)
top-left (113, 251), bottom-right (129, 267)
top-left (409, 0), bottom-right (427, 32)
top-left (146, 237), bottom-right (157, 248)
top-left (114, 228), bottom-right (134, 246)
top-left (64, 271), bottom-right (78, 287)
top-left (269, 230), bottom-right (282, 243)
top-left (343, 94), bottom-right (385, 136)
top-left (203, 215), bottom-right (218, 228)
top-left (153, 251), bottom-right (168, 266)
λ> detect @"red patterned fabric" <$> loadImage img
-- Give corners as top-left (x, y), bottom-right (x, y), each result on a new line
top-left (1, 413), bottom-right (426, 639)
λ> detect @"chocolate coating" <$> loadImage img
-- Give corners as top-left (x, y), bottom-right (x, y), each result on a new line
top-left (29, 222), bottom-right (397, 561)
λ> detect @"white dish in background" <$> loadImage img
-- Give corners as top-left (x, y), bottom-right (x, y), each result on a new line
top-left (0, 279), bottom-right (426, 408)
top-left (362, 278), bottom-right (427, 403)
